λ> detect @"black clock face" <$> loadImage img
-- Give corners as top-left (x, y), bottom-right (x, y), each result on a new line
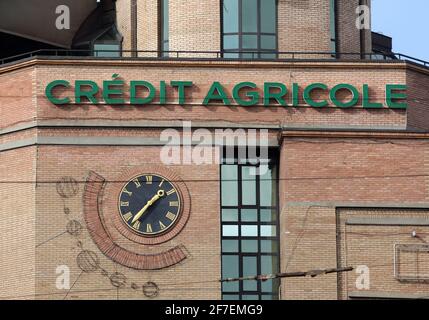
top-left (118, 174), bottom-right (181, 236)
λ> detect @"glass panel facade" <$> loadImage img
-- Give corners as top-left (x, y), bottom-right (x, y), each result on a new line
top-left (93, 44), bottom-right (121, 57)
top-left (242, 0), bottom-right (258, 33)
top-left (330, 0), bottom-right (337, 56)
top-left (160, 0), bottom-right (169, 57)
top-left (260, 0), bottom-right (276, 33)
top-left (223, 0), bottom-right (239, 33)
top-left (222, 0), bottom-right (277, 58)
top-left (92, 26), bottom-right (122, 57)
top-left (220, 149), bottom-right (279, 300)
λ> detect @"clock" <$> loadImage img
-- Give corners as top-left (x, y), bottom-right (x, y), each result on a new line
top-left (84, 167), bottom-right (191, 269)
top-left (118, 174), bottom-right (182, 236)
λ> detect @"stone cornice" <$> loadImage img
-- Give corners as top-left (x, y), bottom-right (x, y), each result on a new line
top-left (1, 56), bottom-right (428, 75)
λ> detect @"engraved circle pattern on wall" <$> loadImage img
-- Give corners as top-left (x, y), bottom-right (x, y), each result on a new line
top-left (103, 165), bottom-right (191, 246)
top-left (56, 176), bottom-right (79, 198)
top-left (77, 250), bottom-right (100, 273)
top-left (142, 281), bottom-right (160, 298)
top-left (55, 183), bottom-right (162, 298)
top-left (66, 220), bottom-right (83, 236)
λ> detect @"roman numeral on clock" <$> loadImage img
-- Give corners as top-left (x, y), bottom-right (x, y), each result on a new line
top-left (120, 201), bottom-right (129, 207)
top-left (169, 201), bottom-right (179, 207)
top-left (158, 179), bottom-right (165, 187)
top-left (122, 188), bottom-right (132, 196)
top-left (133, 179), bottom-right (141, 188)
top-left (146, 175), bottom-right (153, 184)
top-left (166, 189), bottom-right (176, 196)
top-left (159, 221), bottom-right (167, 230)
top-left (133, 221), bottom-right (140, 230)
top-left (166, 211), bottom-right (176, 221)
top-left (123, 212), bottom-right (133, 222)
top-left (146, 224), bottom-right (153, 233)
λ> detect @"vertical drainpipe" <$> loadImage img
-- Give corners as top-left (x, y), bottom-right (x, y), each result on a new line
top-left (131, 0), bottom-right (138, 57)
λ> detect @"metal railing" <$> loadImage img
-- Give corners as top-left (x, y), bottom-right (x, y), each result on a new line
top-left (1, 49), bottom-right (428, 69)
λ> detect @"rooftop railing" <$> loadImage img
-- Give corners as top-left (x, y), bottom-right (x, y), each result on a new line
top-left (1, 49), bottom-right (428, 69)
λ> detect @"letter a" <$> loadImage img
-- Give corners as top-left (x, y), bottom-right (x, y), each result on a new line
top-left (56, 5), bottom-right (70, 30)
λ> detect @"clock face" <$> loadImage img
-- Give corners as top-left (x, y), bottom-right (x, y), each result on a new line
top-left (118, 174), bottom-right (181, 236)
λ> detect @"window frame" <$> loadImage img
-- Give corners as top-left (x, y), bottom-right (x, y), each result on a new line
top-left (221, 0), bottom-right (279, 59)
top-left (220, 148), bottom-right (280, 300)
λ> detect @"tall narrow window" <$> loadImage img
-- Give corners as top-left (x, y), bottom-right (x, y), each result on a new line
top-left (221, 149), bottom-right (280, 300)
top-left (160, 0), bottom-right (169, 57)
top-left (222, 0), bottom-right (277, 59)
top-left (330, 0), bottom-right (337, 56)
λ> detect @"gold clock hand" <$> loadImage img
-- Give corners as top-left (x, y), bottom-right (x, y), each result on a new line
top-left (131, 190), bottom-right (165, 224)
top-left (131, 200), bottom-right (152, 224)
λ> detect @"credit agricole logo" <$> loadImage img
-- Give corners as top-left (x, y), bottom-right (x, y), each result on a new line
top-left (45, 74), bottom-right (408, 109)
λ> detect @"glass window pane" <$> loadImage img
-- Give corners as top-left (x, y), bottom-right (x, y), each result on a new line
top-left (223, 0), bottom-right (239, 33)
top-left (241, 240), bottom-right (258, 252)
top-left (223, 225), bottom-right (239, 236)
top-left (261, 255), bottom-right (278, 274)
top-left (221, 165), bottom-right (238, 206)
top-left (223, 35), bottom-right (239, 50)
top-left (242, 295), bottom-right (259, 300)
top-left (161, 0), bottom-right (169, 56)
top-left (222, 240), bottom-right (239, 252)
top-left (331, 39), bottom-right (336, 53)
top-left (242, 166), bottom-right (256, 205)
top-left (260, 225), bottom-right (276, 237)
top-left (261, 294), bottom-right (277, 300)
top-left (241, 225), bottom-right (258, 237)
top-left (260, 240), bottom-right (278, 253)
top-left (330, 0), bottom-right (336, 39)
top-left (260, 209), bottom-right (276, 222)
top-left (163, 0), bottom-right (169, 39)
top-left (224, 52), bottom-right (240, 58)
top-left (223, 294), bottom-right (239, 300)
top-left (94, 44), bottom-right (120, 57)
top-left (243, 256), bottom-right (257, 291)
top-left (222, 255), bottom-right (239, 291)
top-left (260, 166), bottom-right (274, 206)
top-left (242, 52), bottom-right (256, 59)
top-left (242, 0), bottom-right (258, 32)
top-left (261, 0), bottom-right (276, 33)
top-left (222, 281), bottom-right (239, 292)
top-left (241, 209), bottom-right (257, 222)
top-left (260, 52), bottom-right (276, 59)
top-left (222, 209), bottom-right (238, 222)
top-left (261, 35), bottom-right (276, 50)
top-left (242, 35), bottom-right (258, 49)
top-left (261, 279), bottom-right (273, 293)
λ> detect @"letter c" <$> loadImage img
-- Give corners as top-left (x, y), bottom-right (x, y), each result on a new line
top-left (303, 83), bottom-right (328, 107)
top-left (45, 80), bottom-right (71, 105)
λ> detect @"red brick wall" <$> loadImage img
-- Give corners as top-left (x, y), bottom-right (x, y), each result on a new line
top-left (0, 147), bottom-right (36, 299)
top-left (406, 68), bottom-right (429, 131)
top-left (337, 208), bottom-right (429, 300)
top-left (34, 145), bottom-right (221, 299)
top-left (0, 66), bottom-right (36, 129)
top-left (279, 134), bottom-right (429, 299)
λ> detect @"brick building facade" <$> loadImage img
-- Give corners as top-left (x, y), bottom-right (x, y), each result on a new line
top-left (0, 0), bottom-right (429, 300)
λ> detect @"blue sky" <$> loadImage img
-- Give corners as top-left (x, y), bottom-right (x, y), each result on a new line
top-left (372, 0), bottom-right (429, 61)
